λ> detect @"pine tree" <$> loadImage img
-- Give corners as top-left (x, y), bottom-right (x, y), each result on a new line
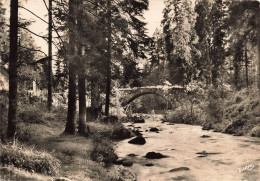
top-left (0, 2), bottom-right (8, 64)
top-left (7, 0), bottom-right (19, 138)
top-left (209, 0), bottom-right (227, 86)
top-left (64, 0), bottom-right (77, 134)
top-left (47, 0), bottom-right (53, 111)
top-left (224, 1), bottom-right (259, 89)
top-left (162, 0), bottom-right (198, 85)
top-left (194, 0), bottom-right (212, 85)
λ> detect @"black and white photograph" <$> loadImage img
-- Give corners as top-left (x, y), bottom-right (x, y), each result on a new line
top-left (0, 0), bottom-right (260, 180)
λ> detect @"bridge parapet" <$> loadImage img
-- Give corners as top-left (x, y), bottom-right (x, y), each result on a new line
top-left (116, 85), bottom-right (185, 108)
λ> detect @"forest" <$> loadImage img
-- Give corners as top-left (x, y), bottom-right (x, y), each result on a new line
top-left (0, 0), bottom-right (260, 180)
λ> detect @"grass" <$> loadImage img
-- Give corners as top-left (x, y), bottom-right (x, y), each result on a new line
top-left (1, 143), bottom-right (61, 175)
top-left (87, 119), bottom-right (134, 140)
top-left (0, 91), bottom-right (136, 180)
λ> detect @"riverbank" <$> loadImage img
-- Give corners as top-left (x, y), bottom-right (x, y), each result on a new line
top-left (0, 116), bottom-right (136, 181)
top-left (165, 87), bottom-right (260, 137)
top-left (1, 117), bottom-right (136, 180)
top-left (0, 91), bottom-right (136, 181)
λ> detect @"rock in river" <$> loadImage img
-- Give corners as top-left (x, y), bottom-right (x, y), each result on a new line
top-left (128, 136), bottom-right (146, 145)
top-left (128, 153), bottom-right (137, 157)
top-left (150, 127), bottom-right (159, 132)
top-left (145, 163), bottom-right (154, 167)
top-left (145, 152), bottom-right (167, 159)
top-left (133, 119), bottom-right (145, 123)
top-left (169, 167), bottom-right (190, 172)
top-left (200, 135), bottom-right (210, 138)
top-left (122, 160), bottom-right (133, 167)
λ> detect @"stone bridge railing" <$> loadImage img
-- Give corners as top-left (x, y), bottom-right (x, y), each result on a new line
top-left (116, 85), bottom-right (185, 108)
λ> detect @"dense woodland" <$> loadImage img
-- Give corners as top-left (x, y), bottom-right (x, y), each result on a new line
top-left (0, 0), bottom-right (260, 180)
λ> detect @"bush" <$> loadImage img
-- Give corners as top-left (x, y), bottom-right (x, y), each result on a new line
top-left (0, 143), bottom-right (61, 175)
top-left (0, 90), bottom-right (8, 140)
top-left (90, 136), bottom-right (117, 164)
top-left (18, 108), bottom-right (45, 124)
top-left (111, 122), bottom-right (133, 140)
top-left (166, 108), bottom-right (199, 125)
top-left (203, 86), bottom-right (227, 128)
top-left (87, 121), bottom-right (133, 140)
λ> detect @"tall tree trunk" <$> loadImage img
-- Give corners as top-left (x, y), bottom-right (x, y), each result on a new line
top-left (7, 0), bottom-right (18, 138)
top-left (77, 0), bottom-right (87, 134)
top-left (233, 57), bottom-right (239, 88)
top-left (256, 7), bottom-right (260, 91)
top-left (245, 41), bottom-right (249, 87)
top-left (91, 81), bottom-right (100, 109)
top-left (105, 0), bottom-right (112, 116)
top-left (47, 0), bottom-right (53, 110)
top-left (78, 74), bottom-right (87, 134)
top-left (64, 0), bottom-right (77, 134)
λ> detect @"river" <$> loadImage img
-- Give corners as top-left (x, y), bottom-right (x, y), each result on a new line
top-left (115, 114), bottom-right (260, 181)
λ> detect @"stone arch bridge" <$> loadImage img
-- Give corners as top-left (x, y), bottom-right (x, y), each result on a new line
top-left (116, 85), bottom-right (185, 109)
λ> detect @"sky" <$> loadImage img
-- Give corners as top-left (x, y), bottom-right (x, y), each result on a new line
top-left (144, 0), bottom-right (165, 36)
top-left (1, 0), bottom-right (165, 54)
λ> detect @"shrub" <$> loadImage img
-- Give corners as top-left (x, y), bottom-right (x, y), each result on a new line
top-left (111, 122), bottom-right (133, 140)
top-left (0, 90), bottom-right (8, 140)
top-left (203, 86), bottom-right (227, 128)
top-left (0, 143), bottom-right (61, 175)
top-left (166, 108), bottom-right (199, 125)
top-left (18, 108), bottom-right (45, 124)
top-left (90, 136), bottom-right (117, 164)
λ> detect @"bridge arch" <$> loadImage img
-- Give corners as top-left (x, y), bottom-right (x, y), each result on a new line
top-left (121, 91), bottom-right (172, 109)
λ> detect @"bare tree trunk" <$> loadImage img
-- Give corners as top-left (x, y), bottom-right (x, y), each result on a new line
top-left (91, 81), bottom-right (100, 108)
top-left (7, 0), bottom-right (18, 138)
top-left (245, 41), bottom-right (249, 87)
top-left (47, 0), bottom-right (53, 111)
top-left (256, 7), bottom-right (260, 91)
top-left (105, 0), bottom-right (112, 116)
top-left (78, 74), bottom-right (87, 134)
top-left (64, 0), bottom-right (77, 134)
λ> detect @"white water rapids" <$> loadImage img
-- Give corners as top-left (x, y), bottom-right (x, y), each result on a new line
top-left (115, 115), bottom-right (260, 181)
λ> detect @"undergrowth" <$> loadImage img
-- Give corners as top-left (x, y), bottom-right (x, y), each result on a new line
top-left (166, 86), bottom-right (260, 137)
top-left (0, 143), bottom-right (61, 176)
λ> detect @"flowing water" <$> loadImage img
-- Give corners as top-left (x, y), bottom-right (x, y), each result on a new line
top-left (115, 114), bottom-right (260, 181)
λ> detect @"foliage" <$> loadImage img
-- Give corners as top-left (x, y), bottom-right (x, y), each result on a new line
top-left (204, 86), bottom-right (228, 128)
top-left (162, 0), bottom-right (199, 85)
top-left (0, 143), bottom-right (61, 175)
top-left (87, 121), bottom-right (133, 140)
top-left (0, 90), bottom-right (8, 141)
top-left (0, 2), bottom-right (8, 64)
top-left (90, 136), bottom-right (117, 164)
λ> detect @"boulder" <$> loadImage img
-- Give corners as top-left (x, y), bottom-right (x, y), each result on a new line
top-left (128, 136), bottom-right (146, 145)
top-left (122, 160), bottom-right (133, 167)
top-left (200, 135), bottom-right (210, 138)
top-left (169, 167), bottom-right (189, 172)
top-left (150, 127), bottom-right (159, 132)
top-left (132, 130), bottom-right (143, 136)
top-left (202, 126), bottom-right (211, 131)
top-left (133, 119), bottom-right (145, 123)
top-left (161, 119), bottom-right (168, 123)
top-left (145, 163), bottom-right (154, 167)
top-left (111, 126), bottom-right (133, 140)
top-left (250, 124), bottom-right (260, 137)
top-left (127, 153), bottom-right (137, 157)
top-left (113, 158), bottom-right (125, 165)
top-left (145, 152), bottom-right (167, 159)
